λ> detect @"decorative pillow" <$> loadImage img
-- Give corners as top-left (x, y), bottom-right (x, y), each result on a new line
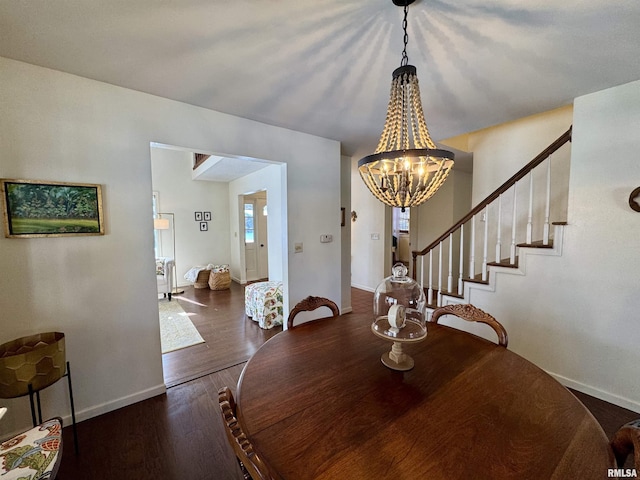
top-left (212, 264), bottom-right (229, 273)
top-left (156, 258), bottom-right (166, 276)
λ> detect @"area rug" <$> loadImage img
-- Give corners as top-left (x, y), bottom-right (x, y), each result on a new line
top-left (158, 300), bottom-right (205, 354)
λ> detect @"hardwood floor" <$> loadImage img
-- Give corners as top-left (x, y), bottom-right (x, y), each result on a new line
top-left (58, 286), bottom-right (638, 479)
top-left (161, 281), bottom-right (281, 387)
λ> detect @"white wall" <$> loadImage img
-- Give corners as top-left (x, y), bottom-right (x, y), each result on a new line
top-left (151, 146), bottom-right (231, 286)
top-left (454, 84), bottom-right (640, 412)
top-left (349, 84), bottom-right (640, 411)
top-left (350, 158), bottom-right (387, 291)
top-left (228, 164), bottom-right (286, 287)
top-left (340, 155), bottom-right (352, 313)
top-left (0, 56), bottom-right (341, 436)
top-left (351, 157), bottom-right (472, 291)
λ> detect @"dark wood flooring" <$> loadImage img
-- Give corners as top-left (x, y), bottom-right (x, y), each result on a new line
top-left (161, 281), bottom-right (281, 387)
top-left (58, 286), bottom-right (638, 479)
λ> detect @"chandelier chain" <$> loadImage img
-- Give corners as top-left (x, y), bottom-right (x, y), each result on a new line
top-left (357, 0), bottom-right (455, 211)
top-left (401, 4), bottom-right (409, 67)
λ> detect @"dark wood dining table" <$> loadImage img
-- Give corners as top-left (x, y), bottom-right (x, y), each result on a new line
top-left (236, 312), bottom-right (614, 479)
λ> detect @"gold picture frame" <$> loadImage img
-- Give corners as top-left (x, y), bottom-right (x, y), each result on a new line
top-left (1, 178), bottom-right (105, 238)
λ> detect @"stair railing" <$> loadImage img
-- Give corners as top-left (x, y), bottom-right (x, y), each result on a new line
top-left (412, 127), bottom-right (572, 306)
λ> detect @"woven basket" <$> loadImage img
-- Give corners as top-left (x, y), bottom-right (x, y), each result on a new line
top-left (0, 332), bottom-right (66, 398)
top-left (209, 270), bottom-right (231, 290)
top-left (194, 269), bottom-right (211, 289)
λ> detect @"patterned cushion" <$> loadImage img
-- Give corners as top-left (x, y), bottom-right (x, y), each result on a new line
top-left (245, 281), bottom-right (283, 329)
top-left (0, 417), bottom-right (63, 480)
top-left (156, 258), bottom-right (166, 275)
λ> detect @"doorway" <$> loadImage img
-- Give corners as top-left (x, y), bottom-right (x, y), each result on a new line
top-left (392, 207), bottom-right (411, 267)
top-left (243, 191), bottom-right (269, 282)
top-left (150, 144), bottom-right (288, 387)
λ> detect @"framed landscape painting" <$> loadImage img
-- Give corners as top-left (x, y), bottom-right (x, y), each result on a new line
top-left (1, 179), bottom-right (104, 238)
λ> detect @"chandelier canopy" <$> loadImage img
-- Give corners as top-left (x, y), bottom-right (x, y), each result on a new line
top-left (358, 0), bottom-right (454, 212)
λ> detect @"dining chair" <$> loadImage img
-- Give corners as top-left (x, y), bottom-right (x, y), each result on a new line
top-left (218, 387), bottom-right (274, 480)
top-left (429, 303), bottom-right (509, 347)
top-left (287, 296), bottom-right (340, 329)
top-left (610, 419), bottom-right (640, 469)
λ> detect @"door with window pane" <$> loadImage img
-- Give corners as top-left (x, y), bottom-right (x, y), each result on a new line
top-left (256, 197), bottom-right (269, 279)
top-left (244, 201), bottom-right (258, 281)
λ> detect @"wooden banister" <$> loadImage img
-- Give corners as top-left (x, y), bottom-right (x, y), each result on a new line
top-left (412, 126), bottom-right (572, 278)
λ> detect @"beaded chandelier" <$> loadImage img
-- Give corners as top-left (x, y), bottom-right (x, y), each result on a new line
top-left (358, 0), bottom-right (454, 212)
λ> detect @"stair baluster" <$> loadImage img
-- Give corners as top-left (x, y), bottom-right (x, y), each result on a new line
top-left (447, 233), bottom-right (453, 294)
top-left (510, 182), bottom-right (518, 264)
top-left (526, 172), bottom-right (534, 244)
top-left (543, 157), bottom-right (551, 245)
top-left (438, 241), bottom-right (443, 306)
top-left (411, 127), bottom-right (572, 306)
top-left (495, 194), bottom-right (503, 263)
top-left (428, 249), bottom-right (433, 305)
top-left (482, 207), bottom-right (489, 281)
top-left (469, 216), bottom-right (476, 278)
top-left (458, 224), bottom-right (464, 295)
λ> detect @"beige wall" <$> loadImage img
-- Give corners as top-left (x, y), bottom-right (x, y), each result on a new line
top-left (410, 169), bottom-right (473, 285)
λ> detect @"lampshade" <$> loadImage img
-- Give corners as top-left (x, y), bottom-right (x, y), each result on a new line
top-left (358, 0), bottom-right (454, 212)
top-left (154, 218), bottom-right (170, 230)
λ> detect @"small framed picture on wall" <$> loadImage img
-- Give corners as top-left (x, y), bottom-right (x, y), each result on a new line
top-left (200, 221), bottom-right (208, 231)
top-left (195, 212), bottom-right (203, 221)
top-left (203, 211), bottom-right (211, 221)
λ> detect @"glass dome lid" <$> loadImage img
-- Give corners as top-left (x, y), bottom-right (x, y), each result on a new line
top-left (371, 263), bottom-right (427, 371)
top-left (372, 263), bottom-right (427, 341)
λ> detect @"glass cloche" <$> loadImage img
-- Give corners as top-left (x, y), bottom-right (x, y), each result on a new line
top-left (371, 263), bottom-right (427, 371)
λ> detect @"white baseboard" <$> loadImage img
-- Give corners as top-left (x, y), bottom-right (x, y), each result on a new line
top-left (351, 283), bottom-right (375, 293)
top-left (72, 383), bottom-right (167, 424)
top-left (0, 383), bottom-right (167, 442)
top-left (549, 371), bottom-right (640, 414)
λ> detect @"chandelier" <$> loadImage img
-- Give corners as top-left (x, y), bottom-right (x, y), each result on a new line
top-left (358, 0), bottom-right (454, 212)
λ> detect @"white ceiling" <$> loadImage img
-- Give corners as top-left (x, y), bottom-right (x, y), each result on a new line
top-left (2, 0), bottom-right (640, 164)
top-left (193, 155), bottom-right (276, 183)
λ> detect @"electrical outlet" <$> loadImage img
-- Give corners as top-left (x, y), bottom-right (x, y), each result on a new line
top-left (320, 234), bottom-right (333, 243)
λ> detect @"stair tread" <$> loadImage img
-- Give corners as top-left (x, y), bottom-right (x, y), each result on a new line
top-left (517, 239), bottom-right (553, 248)
top-left (417, 234), bottom-right (561, 307)
top-left (487, 259), bottom-right (518, 268)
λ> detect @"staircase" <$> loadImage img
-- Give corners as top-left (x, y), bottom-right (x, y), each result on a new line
top-left (412, 127), bottom-right (572, 310)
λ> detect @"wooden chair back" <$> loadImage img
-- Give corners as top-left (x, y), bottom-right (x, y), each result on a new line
top-left (429, 304), bottom-right (509, 347)
top-left (218, 387), bottom-right (274, 480)
top-left (610, 419), bottom-right (640, 469)
top-left (287, 296), bottom-right (339, 329)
